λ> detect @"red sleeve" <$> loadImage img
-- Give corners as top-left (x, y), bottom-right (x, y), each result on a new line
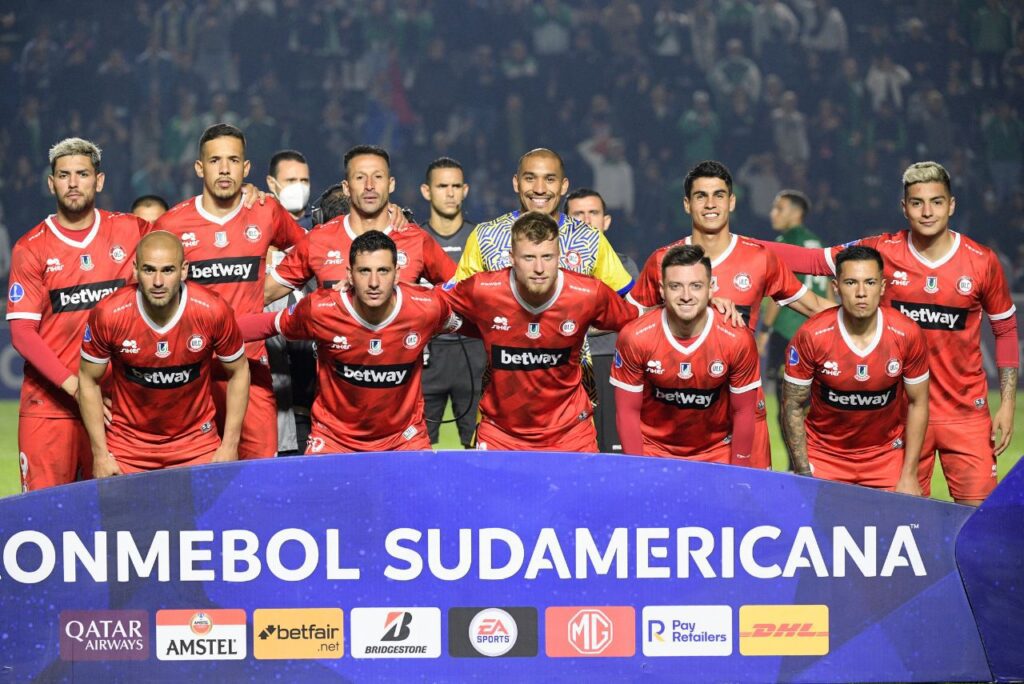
top-left (729, 390), bottom-right (757, 463)
top-left (991, 315), bottom-right (1019, 369)
top-left (271, 232), bottom-right (313, 289)
top-left (437, 277), bottom-right (477, 325)
top-left (10, 319), bottom-right (75, 386)
top-left (627, 251), bottom-right (663, 308)
top-left (608, 326), bottom-right (645, 391)
top-left (271, 201), bottom-right (307, 250)
top-left (6, 242), bottom-right (46, 321)
top-left (756, 239), bottom-right (833, 276)
top-left (782, 325), bottom-right (816, 384)
top-left (981, 250), bottom-right (1016, 321)
top-left (81, 306), bottom-right (115, 364)
top-left (422, 232), bottom-right (457, 284)
top-left (902, 322), bottom-right (930, 382)
top-left (237, 311), bottom-right (278, 342)
top-left (212, 298), bottom-right (246, 361)
top-left (614, 387), bottom-right (644, 455)
top-left (275, 294), bottom-right (314, 341)
top-left (729, 330), bottom-right (762, 393)
top-left (764, 250), bottom-right (807, 305)
top-left (593, 282), bottom-right (639, 331)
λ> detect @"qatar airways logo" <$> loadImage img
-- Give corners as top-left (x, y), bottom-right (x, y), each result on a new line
top-left (49, 280), bottom-right (125, 313)
top-left (188, 257), bottom-right (261, 284)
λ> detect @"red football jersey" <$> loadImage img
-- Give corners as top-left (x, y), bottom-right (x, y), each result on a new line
top-left (784, 306), bottom-right (929, 458)
top-left (155, 195), bottom-right (305, 364)
top-left (822, 231), bottom-right (1015, 423)
top-left (611, 307), bottom-right (761, 458)
top-left (81, 283), bottom-right (245, 469)
top-left (629, 234), bottom-right (806, 331)
top-left (6, 209), bottom-right (148, 418)
top-left (270, 215), bottom-right (456, 290)
top-left (275, 283), bottom-right (458, 451)
top-left (442, 269), bottom-right (638, 444)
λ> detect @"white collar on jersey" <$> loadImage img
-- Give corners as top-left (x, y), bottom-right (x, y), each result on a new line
top-left (661, 307), bottom-right (715, 355)
top-left (685, 233), bottom-right (738, 268)
top-left (343, 214), bottom-right (393, 241)
top-left (45, 209), bottom-right (100, 248)
top-left (907, 230), bottom-right (961, 270)
top-left (510, 269), bottom-right (564, 315)
top-left (341, 283), bottom-right (403, 331)
top-left (194, 195), bottom-right (244, 226)
top-left (837, 307), bottom-right (883, 358)
top-left (137, 283), bottom-right (189, 335)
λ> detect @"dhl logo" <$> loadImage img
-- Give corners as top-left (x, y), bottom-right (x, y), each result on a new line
top-left (739, 606), bottom-right (829, 656)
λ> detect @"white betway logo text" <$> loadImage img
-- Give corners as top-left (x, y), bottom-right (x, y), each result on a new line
top-left (492, 346), bottom-right (572, 370)
top-left (343, 366), bottom-right (407, 385)
top-left (60, 286), bottom-right (117, 308)
top-left (190, 262), bottom-right (253, 281)
top-left (828, 389), bottom-right (889, 407)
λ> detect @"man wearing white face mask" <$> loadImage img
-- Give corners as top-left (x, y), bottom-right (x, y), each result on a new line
top-left (267, 150), bottom-right (313, 230)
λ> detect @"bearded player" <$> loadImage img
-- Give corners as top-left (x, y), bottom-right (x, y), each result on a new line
top-left (155, 123), bottom-right (306, 459)
top-left (7, 137), bottom-right (149, 490)
top-left (79, 232), bottom-right (249, 475)
top-left (763, 161), bottom-right (1017, 505)
top-left (782, 246), bottom-right (929, 494)
top-left (240, 230), bottom-right (461, 452)
top-left (442, 212), bottom-right (638, 452)
top-left (612, 244), bottom-right (760, 463)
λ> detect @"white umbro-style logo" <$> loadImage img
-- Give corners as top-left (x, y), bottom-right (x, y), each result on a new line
top-left (121, 339), bottom-right (140, 354)
top-left (181, 232), bottom-right (199, 247)
top-left (45, 257), bottom-right (64, 273)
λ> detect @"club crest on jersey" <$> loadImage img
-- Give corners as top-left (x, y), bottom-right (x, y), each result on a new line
top-left (244, 225), bottom-right (261, 242)
top-left (787, 346), bottom-right (799, 366)
top-left (526, 322), bottom-right (541, 339)
top-left (79, 254), bottom-right (94, 271)
top-left (885, 358), bottom-right (901, 377)
top-left (924, 275), bottom-right (939, 293)
top-left (561, 250), bottom-right (582, 269)
top-left (403, 332), bottom-right (420, 349)
top-left (369, 338), bottom-right (383, 355)
top-left (396, 250), bottom-right (408, 267)
top-left (733, 273), bottom-right (752, 291)
top-left (710, 275), bottom-right (719, 292)
top-left (855, 364), bottom-right (870, 381)
top-left (560, 319), bottom-right (577, 335)
top-left (331, 335), bottom-right (350, 350)
top-left (957, 276), bottom-right (973, 295)
top-left (678, 362), bottom-right (693, 379)
top-left (181, 232), bottom-right (199, 247)
top-left (307, 437), bottom-right (326, 453)
top-left (214, 231), bottom-right (228, 248)
top-left (155, 340), bottom-right (170, 358)
top-left (8, 282), bottom-right (25, 303)
top-left (708, 359), bottom-right (726, 377)
top-left (188, 334), bottom-right (205, 352)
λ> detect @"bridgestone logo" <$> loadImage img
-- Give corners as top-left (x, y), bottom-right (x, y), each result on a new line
top-left (492, 346), bottom-right (571, 371)
top-left (50, 279), bottom-right (125, 313)
top-left (820, 383), bottom-right (897, 410)
top-left (123, 362), bottom-right (201, 389)
top-left (363, 645), bottom-right (428, 654)
top-left (892, 300), bottom-right (967, 331)
top-left (188, 257), bottom-right (260, 284)
top-left (652, 385), bottom-right (720, 409)
top-left (334, 362), bottom-right (413, 388)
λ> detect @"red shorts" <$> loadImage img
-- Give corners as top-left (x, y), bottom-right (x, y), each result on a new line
top-left (213, 359), bottom-right (277, 460)
top-left (917, 417), bottom-right (996, 501)
top-left (643, 439), bottom-right (731, 464)
top-left (809, 446), bottom-right (904, 490)
top-left (475, 416), bottom-right (598, 453)
top-left (116, 449), bottom-right (217, 474)
top-left (304, 422), bottom-right (432, 454)
top-left (18, 415), bottom-right (92, 491)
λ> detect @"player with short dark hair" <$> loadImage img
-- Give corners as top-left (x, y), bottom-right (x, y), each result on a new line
top-left (240, 230), bottom-right (462, 453)
top-left (266, 149), bottom-right (311, 225)
top-left (79, 231), bottom-right (249, 475)
top-left (7, 137), bottom-right (150, 490)
top-left (155, 123), bottom-right (307, 460)
top-left (442, 212), bottom-right (638, 452)
top-left (782, 245), bottom-right (929, 493)
top-left (628, 160), bottom-right (834, 469)
top-left (763, 161), bottom-right (1018, 505)
top-left (612, 244), bottom-right (760, 462)
top-left (130, 195), bottom-right (170, 223)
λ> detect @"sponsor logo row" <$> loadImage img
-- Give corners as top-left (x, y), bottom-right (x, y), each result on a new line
top-left (60, 604), bottom-right (828, 662)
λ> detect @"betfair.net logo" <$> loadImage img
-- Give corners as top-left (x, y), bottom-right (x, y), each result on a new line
top-left (253, 608), bottom-right (343, 660)
top-left (738, 605), bottom-right (829, 656)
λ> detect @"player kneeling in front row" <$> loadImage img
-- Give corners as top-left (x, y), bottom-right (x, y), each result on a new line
top-left (78, 231), bottom-right (250, 475)
top-left (782, 246), bottom-right (929, 493)
top-left (611, 245), bottom-right (760, 463)
top-left (241, 230), bottom-right (462, 453)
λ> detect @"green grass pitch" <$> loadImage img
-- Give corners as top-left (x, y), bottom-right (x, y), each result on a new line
top-left (0, 393), bottom-right (1020, 501)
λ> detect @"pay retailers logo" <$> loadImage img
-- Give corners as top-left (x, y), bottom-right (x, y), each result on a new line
top-left (60, 610), bottom-right (149, 661)
top-left (642, 606), bottom-right (732, 657)
top-left (253, 608), bottom-right (344, 659)
top-left (739, 605), bottom-right (829, 656)
top-left (350, 607), bottom-right (441, 658)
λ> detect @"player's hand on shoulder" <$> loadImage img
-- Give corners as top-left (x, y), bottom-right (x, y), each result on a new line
top-left (241, 184), bottom-right (267, 208)
top-left (711, 297), bottom-right (744, 327)
top-left (387, 203), bottom-right (411, 231)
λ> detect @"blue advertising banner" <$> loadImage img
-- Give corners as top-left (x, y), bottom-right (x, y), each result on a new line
top-left (0, 451), bottom-right (992, 682)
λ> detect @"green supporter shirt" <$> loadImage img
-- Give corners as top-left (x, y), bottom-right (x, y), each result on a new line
top-left (769, 225), bottom-right (830, 340)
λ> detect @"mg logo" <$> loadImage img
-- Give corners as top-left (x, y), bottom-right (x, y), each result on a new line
top-left (568, 609), bottom-right (613, 655)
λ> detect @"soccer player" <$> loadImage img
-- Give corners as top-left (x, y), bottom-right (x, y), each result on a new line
top-left (265, 145), bottom-right (456, 299)
top-left (612, 244), bottom-right (760, 462)
top-left (763, 161), bottom-right (1018, 505)
top-left (155, 123), bottom-right (306, 460)
top-left (442, 212), bottom-right (638, 452)
top-left (78, 231), bottom-right (250, 475)
top-left (628, 160), bottom-right (834, 468)
top-left (240, 231), bottom-right (462, 453)
top-left (266, 149), bottom-right (312, 228)
top-left (418, 157), bottom-right (485, 448)
top-left (7, 137), bottom-right (149, 490)
top-left (782, 246), bottom-right (930, 494)
top-left (130, 195), bottom-right (169, 223)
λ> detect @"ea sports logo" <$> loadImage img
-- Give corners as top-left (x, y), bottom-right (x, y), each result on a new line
top-left (568, 609), bottom-right (613, 655)
top-left (708, 359), bottom-right (726, 377)
top-left (733, 273), bottom-right (752, 291)
top-left (469, 608), bottom-right (517, 657)
top-left (885, 358), bottom-right (901, 376)
top-left (189, 612), bottom-right (213, 636)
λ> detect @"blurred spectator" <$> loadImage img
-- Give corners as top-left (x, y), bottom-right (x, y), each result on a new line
top-left (241, 95), bottom-right (280, 175)
top-left (716, 0), bottom-right (755, 44)
top-left (971, 0), bottom-right (1012, 91)
top-left (772, 91), bottom-right (810, 168)
top-left (737, 153), bottom-right (783, 222)
top-left (828, 57), bottom-right (867, 132)
top-left (162, 94), bottom-right (202, 164)
top-left (913, 90), bottom-right (955, 162)
top-left (865, 52), bottom-right (912, 112)
top-left (982, 101), bottom-right (1023, 202)
top-left (798, 0), bottom-right (848, 72)
top-left (709, 38), bottom-right (762, 105)
top-left (678, 90), bottom-right (720, 166)
top-left (501, 39), bottom-right (539, 98)
top-left (868, 101), bottom-right (908, 168)
top-left (688, 0), bottom-right (718, 73)
top-left (187, 0), bottom-right (237, 93)
top-left (752, 0), bottom-right (800, 78)
top-left (18, 25), bottom-right (61, 97)
top-left (199, 93), bottom-right (240, 130)
top-left (721, 88), bottom-right (762, 166)
top-left (1003, 32), bottom-right (1024, 98)
top-left (531, 0), bottom-right (572, 56)
top-left (602, 0), bottom-right (644, 55)
top-left (577, 136), bottom-right (635, 219)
